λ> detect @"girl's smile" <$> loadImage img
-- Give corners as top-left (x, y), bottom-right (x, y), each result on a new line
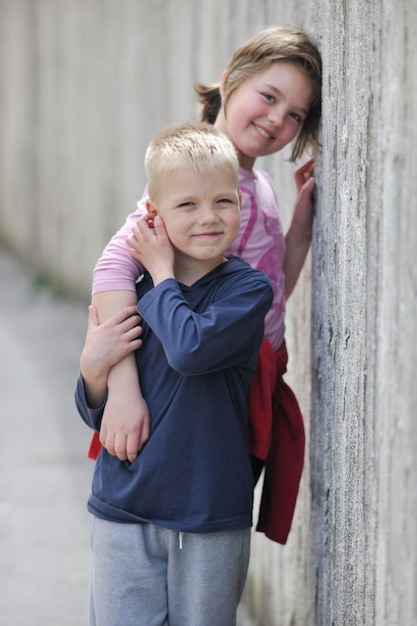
top-left (216, 61), bottom-right (314, 170)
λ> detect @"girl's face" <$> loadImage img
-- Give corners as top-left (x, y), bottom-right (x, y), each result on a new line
top-left (217, 61), bottom-right (313, 170)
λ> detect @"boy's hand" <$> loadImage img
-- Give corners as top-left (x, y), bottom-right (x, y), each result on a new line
top-left (127, 213), bottom-right (175, 286)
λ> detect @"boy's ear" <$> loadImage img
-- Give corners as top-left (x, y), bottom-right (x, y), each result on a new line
top-left (145, 199), bottom-right (158, 214)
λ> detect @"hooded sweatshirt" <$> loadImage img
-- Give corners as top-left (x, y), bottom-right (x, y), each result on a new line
top-left (75, 255), bottom-right (273, 534)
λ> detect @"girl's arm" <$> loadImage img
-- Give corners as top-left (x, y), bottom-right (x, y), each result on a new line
top-left (92, 195), bottom-right (150, 463)
top-left (80, 304), bottom-right (142, 408)
top-left (94, 293), bottom-right (150, 464)
top-left (93, 193), bottom-right (147, 293)
top-left (284, 157), bottom-right (316, 299)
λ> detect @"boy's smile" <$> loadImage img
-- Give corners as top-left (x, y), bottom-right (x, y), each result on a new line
top-left (150, 167), bottom-right (240, 283)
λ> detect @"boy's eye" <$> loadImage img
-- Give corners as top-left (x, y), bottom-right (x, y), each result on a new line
top-left (217, 198), bottom-right (234, 206)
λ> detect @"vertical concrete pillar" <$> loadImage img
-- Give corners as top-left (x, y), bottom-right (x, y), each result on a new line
top-left (311, 1), bottom-right (417, 623)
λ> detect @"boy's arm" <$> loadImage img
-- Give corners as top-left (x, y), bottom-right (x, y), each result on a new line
top-left (129, 213), bottom-right (272, 373)
top-left (284, 157), bottom-right (316, 299)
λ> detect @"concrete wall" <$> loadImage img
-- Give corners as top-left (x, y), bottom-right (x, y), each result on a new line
top-left (1, 1), bottom-right (416, 624)
top-left (309, 2), bottom-right (417, 624)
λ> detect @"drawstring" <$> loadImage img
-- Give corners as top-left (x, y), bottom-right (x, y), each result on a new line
top-left (179, 532), bottom-right (184, 550)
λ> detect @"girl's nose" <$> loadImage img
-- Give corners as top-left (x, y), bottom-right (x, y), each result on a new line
top-left (268, 106), bottom-right (285, 128)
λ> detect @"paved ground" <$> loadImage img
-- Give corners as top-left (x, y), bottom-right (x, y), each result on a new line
top-left (0, 250), bottom-right (92, 625)
top-left (0, 250), bottom-right (253, 626)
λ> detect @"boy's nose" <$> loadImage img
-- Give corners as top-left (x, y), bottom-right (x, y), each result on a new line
top-left (199, 206), bottom-right (219, 223)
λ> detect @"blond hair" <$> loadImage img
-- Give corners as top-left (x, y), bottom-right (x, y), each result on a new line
top-left (145, 122), bottom-right (239, 200)
top-left (195, 25), bottom-right (322, 161)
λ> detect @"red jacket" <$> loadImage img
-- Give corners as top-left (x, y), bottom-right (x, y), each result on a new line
top-left (249, 339), bottom-right (305, 545)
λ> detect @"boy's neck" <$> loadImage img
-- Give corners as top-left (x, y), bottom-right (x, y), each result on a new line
top-left (174, 255), bottom-right (227, 286)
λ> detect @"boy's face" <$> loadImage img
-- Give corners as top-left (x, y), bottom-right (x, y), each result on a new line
top-left (150, 166), bottom-right (240, 270)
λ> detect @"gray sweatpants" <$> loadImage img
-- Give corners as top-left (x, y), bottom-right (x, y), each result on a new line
top-left (90, 518), bottom-right (251, 626)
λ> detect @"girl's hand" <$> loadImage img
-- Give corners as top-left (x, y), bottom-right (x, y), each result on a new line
top-left (127, 213), bottom-right (175, 285)
top-left (80, 305), bottom-right (142, 384)
top-left (292, 157), bottom-right (316, 235)
top-left (284, 157), bottom-right (317, 299)
top-left (295, 156), bottom-right (315, 190)
top-left (100, 383), bottom-right (150, 463)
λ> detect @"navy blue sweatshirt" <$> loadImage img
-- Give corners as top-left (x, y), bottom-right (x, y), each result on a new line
top-left (75, 256), bottom-right (273, 533)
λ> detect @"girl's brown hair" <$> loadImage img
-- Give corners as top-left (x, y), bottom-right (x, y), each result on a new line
top-left (194, 25), bottom-right (322, 161)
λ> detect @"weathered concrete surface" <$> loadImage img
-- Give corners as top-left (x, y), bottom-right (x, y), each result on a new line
top-left (309, 1), bottom-right (417, 624)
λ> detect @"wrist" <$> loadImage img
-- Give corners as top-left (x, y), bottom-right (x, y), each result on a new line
top-left (80, 365), bottom-right (108, 394)
top-left (80, 369), bottom-right (108, 409)
top-left (149, 266), bottom-right (175, 286)
top-left (107, 357), bottom-right (145, 400)
top-left (286, 222), bottom-right (312, 247)
top-left (80, 352), bottom-right (110, 387)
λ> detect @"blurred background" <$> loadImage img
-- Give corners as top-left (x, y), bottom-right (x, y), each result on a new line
top-left (0, 1), bottom-right (416, 625)
top-left (0, 0), bottom-right (303, 302)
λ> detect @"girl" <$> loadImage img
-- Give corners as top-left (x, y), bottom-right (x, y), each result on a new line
top-left (88, 24), bottom-right (321, 544)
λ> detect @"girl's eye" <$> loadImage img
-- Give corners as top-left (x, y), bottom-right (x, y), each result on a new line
top-left (262, 92), bottom-right (275, 103)
top-left (290, 112), bottom-right (303, 124)
top-left (217, 198), bottom-right (234, 206)
top-left (178, 202), bottom-right (195, 209)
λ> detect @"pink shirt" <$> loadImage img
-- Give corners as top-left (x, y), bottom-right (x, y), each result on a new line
top-left (93, 167), bottom-right (286, 350)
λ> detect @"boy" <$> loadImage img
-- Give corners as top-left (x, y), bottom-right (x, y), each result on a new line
top-left (75, 122), bottom-right (273, 626)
